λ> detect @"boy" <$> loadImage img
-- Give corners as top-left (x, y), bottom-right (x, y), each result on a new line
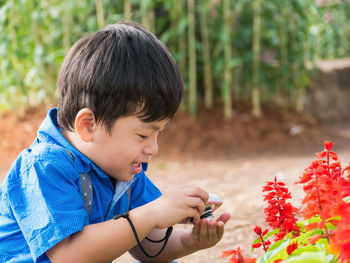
top-left (0, 21), bottom-right (230, 262)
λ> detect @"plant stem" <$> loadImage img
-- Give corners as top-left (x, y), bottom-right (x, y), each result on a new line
top-left (260, 235), bottom-right (268, 252)
top-left (327, 150), bottom-right (330, 176)
top-left (315, 171), bottom-right (323, 213)
top-left (315, 169), bottom-right (330, 240)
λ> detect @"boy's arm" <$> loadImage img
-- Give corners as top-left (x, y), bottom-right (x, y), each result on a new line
top-left (46, 205), bottom-right (155, 262)
top-left (46, 186), bottom-right (207, 262)
top-left (129, 213), bottom-right (231, 263)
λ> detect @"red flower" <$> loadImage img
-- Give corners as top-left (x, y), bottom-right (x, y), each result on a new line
top-left (286, 241), bottom-right (298, 255)
top-left (274, 231), bottom-right (287, 241)
top-left (263, 177), bottom-right (299, 240)
top-left (324, 141), bottom-right (334, 151)
top-left (296, 141), bottom-right (350, 234)
top-left (331, 203), bottom-right (350, 261)
top-left (252, 243), bottom-right (261, 249)
top-left (222, 247), bottom-right (256, 263)
top-left (253, 225), bottom-right (262, 235)
top-left (252, 225), bottom-right (271, 251)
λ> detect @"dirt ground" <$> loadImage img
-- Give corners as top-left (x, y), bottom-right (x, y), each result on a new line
top-left (1, 105), bottom-right (350, 262)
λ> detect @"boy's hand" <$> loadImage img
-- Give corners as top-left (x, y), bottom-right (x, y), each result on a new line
top-left (148, 186), bottom-right (209, 229)
top-left (181, 213), bottom-right (231, 251)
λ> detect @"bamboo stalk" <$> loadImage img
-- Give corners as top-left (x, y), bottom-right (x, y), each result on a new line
top-left (148, 7), bottom-right (155, 33)
top-left (296, 39), bottom-right (310, 113)
top-left (62, 3), bottom-right (71, 53)
top-left (291, 13), bottom-right (303, 113)
top-left (337, 6), bottom-right (346, 57)
top-left (141, 0), bottom-right (155, 32)
top-left (95, 0), bottom-right (105, 29)
top-left (178, 8), bottom-right (187, 92)
top-left (187, 0), bottom-right (197, 116)
top-left (252, 0), bottom-right (262, 117)
top-left (223, 0), bottom-right (233, 119)
top-left (279, 0), bottom-right (288, 96)
top-left (179, 30), bottom-right (187, 110)
top-left (8, 1), bottom-right (18, 50)
top-left (314, 28), bottom-right (321, 60)
top-left (199, 1), bottom-right (213, 109)
top-left (8, 0), bottom-right (20, 71)
top-left (124, 0), bottom-right (132, 19)
top-left (169, 1), bottom-right (187, 110)
top-left (291, 13), bottom-right (298, 111)
top-left (230, 6), bottom-right (241, 102)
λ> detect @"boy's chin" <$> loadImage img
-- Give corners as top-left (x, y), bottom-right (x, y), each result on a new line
top-left (118, 172), bottom-right (136, 182)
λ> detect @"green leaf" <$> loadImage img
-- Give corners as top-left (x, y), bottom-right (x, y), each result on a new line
top-left (257, 228), bottom-right (325, 263)
top-left (292, 228), bottom-right (323, 245)
top-left (344, 196), bottom-right (350, 203)
top-left (257, 239), bottom-right (290, 263)
top-left (283, 252), bottom-right (335, 263)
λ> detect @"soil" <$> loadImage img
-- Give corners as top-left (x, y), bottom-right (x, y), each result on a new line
top-left (1, 105), bottom-right (350, 263)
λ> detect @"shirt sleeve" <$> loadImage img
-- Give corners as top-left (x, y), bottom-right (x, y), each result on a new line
top-left (7, 150), bottom-right (87, 262)
top-left (129, 170), bottom-right (162, 210)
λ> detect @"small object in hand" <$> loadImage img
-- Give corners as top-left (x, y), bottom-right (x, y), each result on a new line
top-left (200, 206), bottom-right (215, 220)
top-left (200, 193), bottom-right (223, 221)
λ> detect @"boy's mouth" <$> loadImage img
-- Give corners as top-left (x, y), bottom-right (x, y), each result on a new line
top-left (131, 162), bottom-right (142, 174)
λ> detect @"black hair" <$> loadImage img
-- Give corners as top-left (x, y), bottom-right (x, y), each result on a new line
top-left (57, 21), bottom-right (183, 132)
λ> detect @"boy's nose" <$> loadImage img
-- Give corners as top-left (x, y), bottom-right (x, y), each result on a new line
top-left (143, 138), bottom-right (158, 156)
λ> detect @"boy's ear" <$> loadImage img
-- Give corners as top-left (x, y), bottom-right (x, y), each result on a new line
top-left (74, 108), bottom-right (96, 142)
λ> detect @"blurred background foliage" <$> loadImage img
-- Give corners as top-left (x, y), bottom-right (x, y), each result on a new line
top-left (0, 0), bottom-right (349, 118)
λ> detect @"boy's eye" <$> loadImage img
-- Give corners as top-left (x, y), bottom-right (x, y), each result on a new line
top-left (138, 134), bottom-right (149, 139)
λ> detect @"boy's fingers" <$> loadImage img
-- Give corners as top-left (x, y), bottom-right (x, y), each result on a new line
top-left (190, 207), bottom-right (201, 224)
top-left (208, 220), bottom-right (217, 242)
top-left (199, 219), bottom-right (208, 242)
top-left (186, 196), bottom-right (206, 214)
top-left (185, 186), bottom-right (209, 203)
top-left (192, 222), bottom-right (200, 242)
top-left (216, 222), bottom-right (225, 240)
top-left (216, 212), bottom-right (231, 224)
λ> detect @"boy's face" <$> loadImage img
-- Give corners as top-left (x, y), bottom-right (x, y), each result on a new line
top-left (89, 115), bottom-right (169, 181)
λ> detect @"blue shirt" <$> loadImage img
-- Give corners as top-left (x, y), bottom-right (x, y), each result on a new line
top-left (0, 108), bottom-right (162, 262)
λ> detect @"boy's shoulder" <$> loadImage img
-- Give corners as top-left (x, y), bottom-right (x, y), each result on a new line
top-left (5, 141), bottom-right (77, 186)
top-left (24, 140), bottom-right (74, 168)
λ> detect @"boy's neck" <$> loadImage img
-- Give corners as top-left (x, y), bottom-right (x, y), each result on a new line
top-left (62, 129), bottom-right (117, 190)
top-left (61, 129), bottom-right (90, 159)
